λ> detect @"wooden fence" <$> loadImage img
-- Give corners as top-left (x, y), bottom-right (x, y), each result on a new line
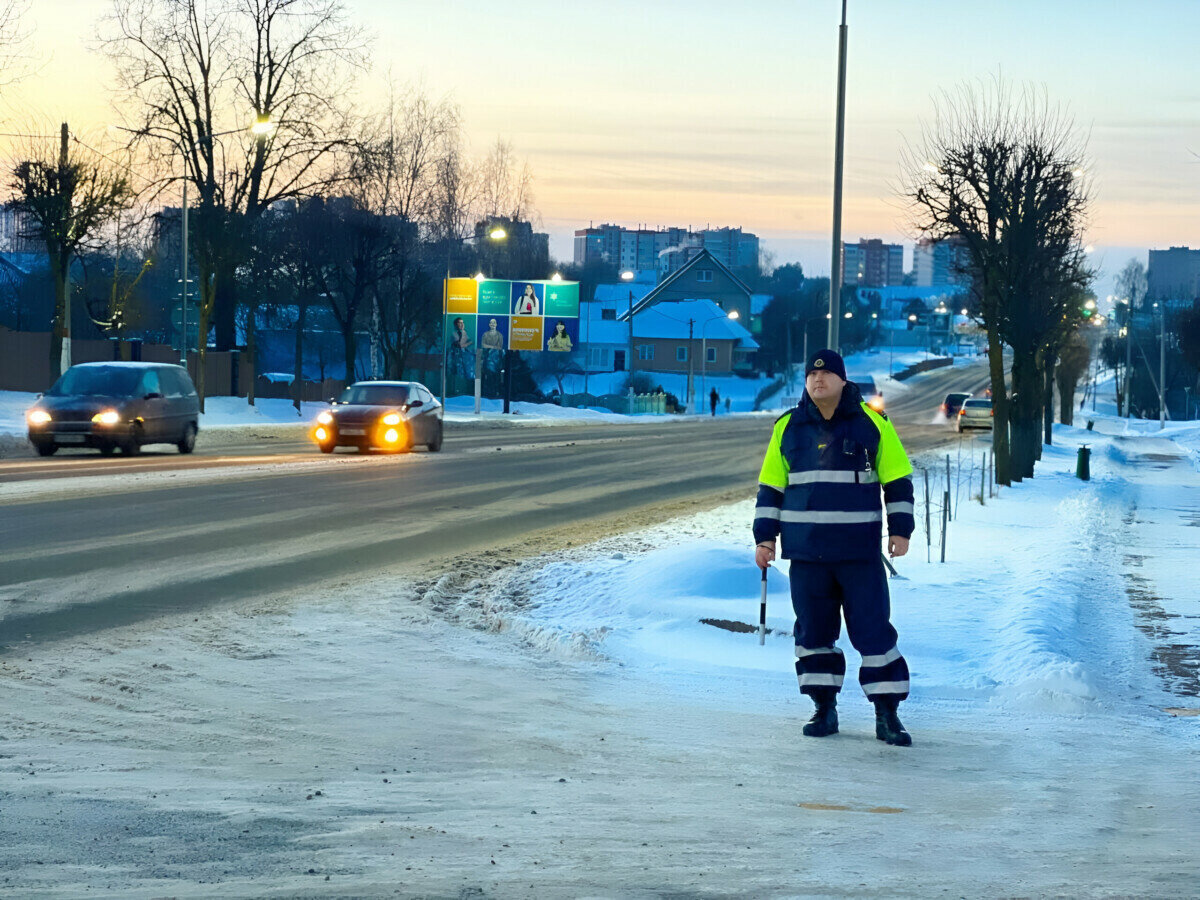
top-left (0, 327), bottom-right (253, 396)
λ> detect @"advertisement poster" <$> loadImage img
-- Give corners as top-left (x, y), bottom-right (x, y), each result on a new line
top-left (509, 315), bottom-right (543, 351)
top-left (543, 317), bottom-right (578, 352)
top-left (544, 281), bottom-right (579, 318)
top-left (477, 281), bottom-right (511, 316)
top-left (445, 278), bottom-right (478, 315)
top-left (476, 315), bottom-right (508, 352)
top-left (510, 282), bottom-right (544, 316)
top-left (443, 314), bottom-right (477, 392)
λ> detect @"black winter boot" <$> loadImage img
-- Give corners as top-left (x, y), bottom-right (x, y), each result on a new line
top-left (802, 698), bottom-right (838, 737)
top-left (874, 698), bottom-right (912, 747)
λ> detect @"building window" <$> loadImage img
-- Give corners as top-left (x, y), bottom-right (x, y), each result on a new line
top-left (676, 346), bottom-right (688, 362)
top-left (588, 347), bottom-right (609, 367)
top-left (697, 269), bottom-right (713, 282)
top-left (601, 308), bottom-right (616, 320)
top-left (706, 346), bottom-right (716, 363)
top-left (637, 344), bottom-right (655, 361)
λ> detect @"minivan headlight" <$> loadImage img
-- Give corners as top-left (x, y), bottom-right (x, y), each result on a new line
top-left (316, 411), bottom-right (333, 425)
top-left (27, 409), bottom-right (51, 426)
top-left (381, 412), bottom-right (401, 425)
top-left (92, 409), bottom-right (121, 425)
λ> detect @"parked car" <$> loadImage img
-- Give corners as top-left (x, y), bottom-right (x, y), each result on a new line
top-left (956, 398), bottom-right (994, 432)
top-left (850, 376), bottom-right (885, 413)
top-left (312, 380), bottom-right (443, 453)
top-left (941, 392), bottom-right (972, 420)
top-left (25, 362), bottom-right (200, 457)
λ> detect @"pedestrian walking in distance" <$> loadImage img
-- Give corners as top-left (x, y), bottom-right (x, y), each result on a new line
top-left (710, 387), bottom-right (719, 417)
top-left (753, 349), bottom-right (916, 746)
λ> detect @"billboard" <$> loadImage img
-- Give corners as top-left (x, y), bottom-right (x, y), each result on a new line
top-left (442, 278), bottom-right (579, 356)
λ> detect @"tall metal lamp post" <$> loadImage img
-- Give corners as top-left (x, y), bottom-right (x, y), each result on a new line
top-left (441, 226), bottom-right (506, 408)
top-left (700, 310), bottom-right (739, 407)
top-left (827, 0), bottom-right (849, 351)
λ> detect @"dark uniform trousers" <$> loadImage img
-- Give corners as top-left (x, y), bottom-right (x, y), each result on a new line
top-left (789, 555), bottom-right (910, 703)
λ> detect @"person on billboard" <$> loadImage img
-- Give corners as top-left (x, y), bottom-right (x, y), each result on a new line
top-left (514, 283), bottom-right (540, 316)
top-left (448, 317), bottom-right (474, 389)
top-left (546, 320), bottom-right (573, 352)
top-left (481, 318), bottom-right (505, 350)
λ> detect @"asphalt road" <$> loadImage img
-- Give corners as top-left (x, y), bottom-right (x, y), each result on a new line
top-left (0, 360), bottom-right (991, 648)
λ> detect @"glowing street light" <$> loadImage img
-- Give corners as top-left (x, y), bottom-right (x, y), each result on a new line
top-left (250, 114), bottom-right (275, 136)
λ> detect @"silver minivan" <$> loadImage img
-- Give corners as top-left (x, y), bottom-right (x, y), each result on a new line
top-left (25, 362), bottom-right (200, 456)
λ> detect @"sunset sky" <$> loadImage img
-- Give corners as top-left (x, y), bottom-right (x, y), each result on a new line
top-left (4, 0), bottom-right (1199, 295)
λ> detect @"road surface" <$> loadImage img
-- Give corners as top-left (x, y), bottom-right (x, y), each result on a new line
top-left (0, 361), bottom-right (991, 648)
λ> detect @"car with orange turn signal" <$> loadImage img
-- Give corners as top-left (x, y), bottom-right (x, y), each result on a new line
top-left (312, 380), bottom-right (443, 453)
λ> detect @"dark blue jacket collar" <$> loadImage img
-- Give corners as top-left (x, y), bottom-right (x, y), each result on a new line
top-left (795, 382), bottom-right (864, 423)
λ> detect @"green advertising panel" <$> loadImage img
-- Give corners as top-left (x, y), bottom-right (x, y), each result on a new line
top-left (477, 280), bottom-right (511, 316)
top-left (543, 281), bottom-right (579, 318)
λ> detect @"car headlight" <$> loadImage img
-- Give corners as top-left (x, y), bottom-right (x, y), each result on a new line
top-left (382, 412), bottom-right (401, 426)
top-left (27, 409), bottom-right (51, 426)
top-left (92, 409), bottom-right (121, 425)
top-left (316, 411), bottom-right (333, 425)
top-left (383, 428), bottom-right (400, 443)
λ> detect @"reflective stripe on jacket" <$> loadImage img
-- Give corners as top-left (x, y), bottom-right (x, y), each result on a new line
top-left (754, 385), bottom-right (915, 561)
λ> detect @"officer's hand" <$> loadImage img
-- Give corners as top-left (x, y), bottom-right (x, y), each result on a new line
top-left (755, 541), bottom-right (776, 569)
top-left (889, 536), bottom-right (910, 558)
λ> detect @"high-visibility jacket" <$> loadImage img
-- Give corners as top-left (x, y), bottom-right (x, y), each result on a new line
top-left (754, 386), bottom-right (915, 562)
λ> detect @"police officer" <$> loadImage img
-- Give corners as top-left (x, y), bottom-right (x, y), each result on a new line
top-left (753, 349), bottom-right (916, 746)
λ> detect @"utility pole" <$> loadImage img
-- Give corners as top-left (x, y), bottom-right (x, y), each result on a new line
top-left (59, 122), bottom-right (71, 374)
top-left (180, 177), bottom-right (189, 368)
top-left (1159, 304), bottom-right (1166, 430)
top-left (827, 0), bottom-right (848, 352)
top-left (687, 318), bottom-right (695, 412)
top-left (1124, 303), bottom-right (1132, 418)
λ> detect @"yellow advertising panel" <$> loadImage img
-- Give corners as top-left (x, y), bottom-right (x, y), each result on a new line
top-left (445, 278), bottom-right (478, 314)
top-left (509, 315), bottom-right (543, 351)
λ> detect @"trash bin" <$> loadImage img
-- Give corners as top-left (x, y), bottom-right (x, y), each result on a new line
top-left (1086, 419), bottom-right (1094, 431)
top-left (1075, 445), bottom-right (1090, 481)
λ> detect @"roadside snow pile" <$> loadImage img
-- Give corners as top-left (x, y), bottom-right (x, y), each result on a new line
top-left (198, 395), bottom-right (328, 426)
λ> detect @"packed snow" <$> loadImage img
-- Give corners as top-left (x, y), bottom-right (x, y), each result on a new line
top-left (3, 395), bottom-right (1199, 895)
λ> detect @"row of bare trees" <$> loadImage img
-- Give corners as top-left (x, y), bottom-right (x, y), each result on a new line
top-left (903, 80), bottom-right (1096, 486)
top-left (2, 0), bottom-right (542, 408)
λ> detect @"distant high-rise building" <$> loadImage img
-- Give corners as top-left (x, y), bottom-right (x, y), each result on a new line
top-left (1147, 247), bottom-right (1200, 303)
top-left (842, 239), bottom-right (903, 288)
top-left (913, 236), bottom-right (971, 287)
top-left (574, 223), bottom-right (759, 276)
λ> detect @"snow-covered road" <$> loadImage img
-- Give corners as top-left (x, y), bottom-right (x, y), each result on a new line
top-left (2, 414), bottom-right (1199, 897)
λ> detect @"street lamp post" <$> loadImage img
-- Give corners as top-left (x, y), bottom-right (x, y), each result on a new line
top-left (628, 267), bottom-right (638, 408)
top-left (440, 227), bottom-right (507, 410)
top-left (700, 310), bottom-right (739, 408)
top-left (827, 0), bottom-right (849, 351)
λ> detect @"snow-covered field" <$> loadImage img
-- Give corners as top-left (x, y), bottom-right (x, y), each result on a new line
top-left (3, 407), bottom-right (1199, 895)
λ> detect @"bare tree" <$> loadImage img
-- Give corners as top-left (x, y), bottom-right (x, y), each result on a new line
top-left (902, 79), bottom-right (1092, 483)
top-left (346, 86), bottom-right (460, 379)
top-left (0, 0), bottom-right (31, 89)
top-left (478, 138), bottom-right (534, 221)
top-left (9, 129), bottom-right (133, 374)
top-left (102, 0), bottom-right (367, 404)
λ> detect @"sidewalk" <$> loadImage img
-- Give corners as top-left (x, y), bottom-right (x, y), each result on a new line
top-left (1105, 431), bottom-right (1200, 703)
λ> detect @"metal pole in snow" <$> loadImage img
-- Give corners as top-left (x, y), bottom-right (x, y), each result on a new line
top-left (924, 468), bottom-right (931, 563)
top-left (940, 490), bottom-right (949, 563)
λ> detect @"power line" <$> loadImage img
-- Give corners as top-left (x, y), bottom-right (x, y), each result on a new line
top-left (68, 134), bottom-right (159, 188)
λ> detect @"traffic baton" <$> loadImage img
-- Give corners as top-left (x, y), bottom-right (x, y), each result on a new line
top-left (881, 552), bottom-right (907, 580)
top-left (758, 565), bottom-right (768, 645)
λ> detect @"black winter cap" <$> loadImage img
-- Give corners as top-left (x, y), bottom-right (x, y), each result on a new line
top-left (805, 349), bottom-right (846, 381)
